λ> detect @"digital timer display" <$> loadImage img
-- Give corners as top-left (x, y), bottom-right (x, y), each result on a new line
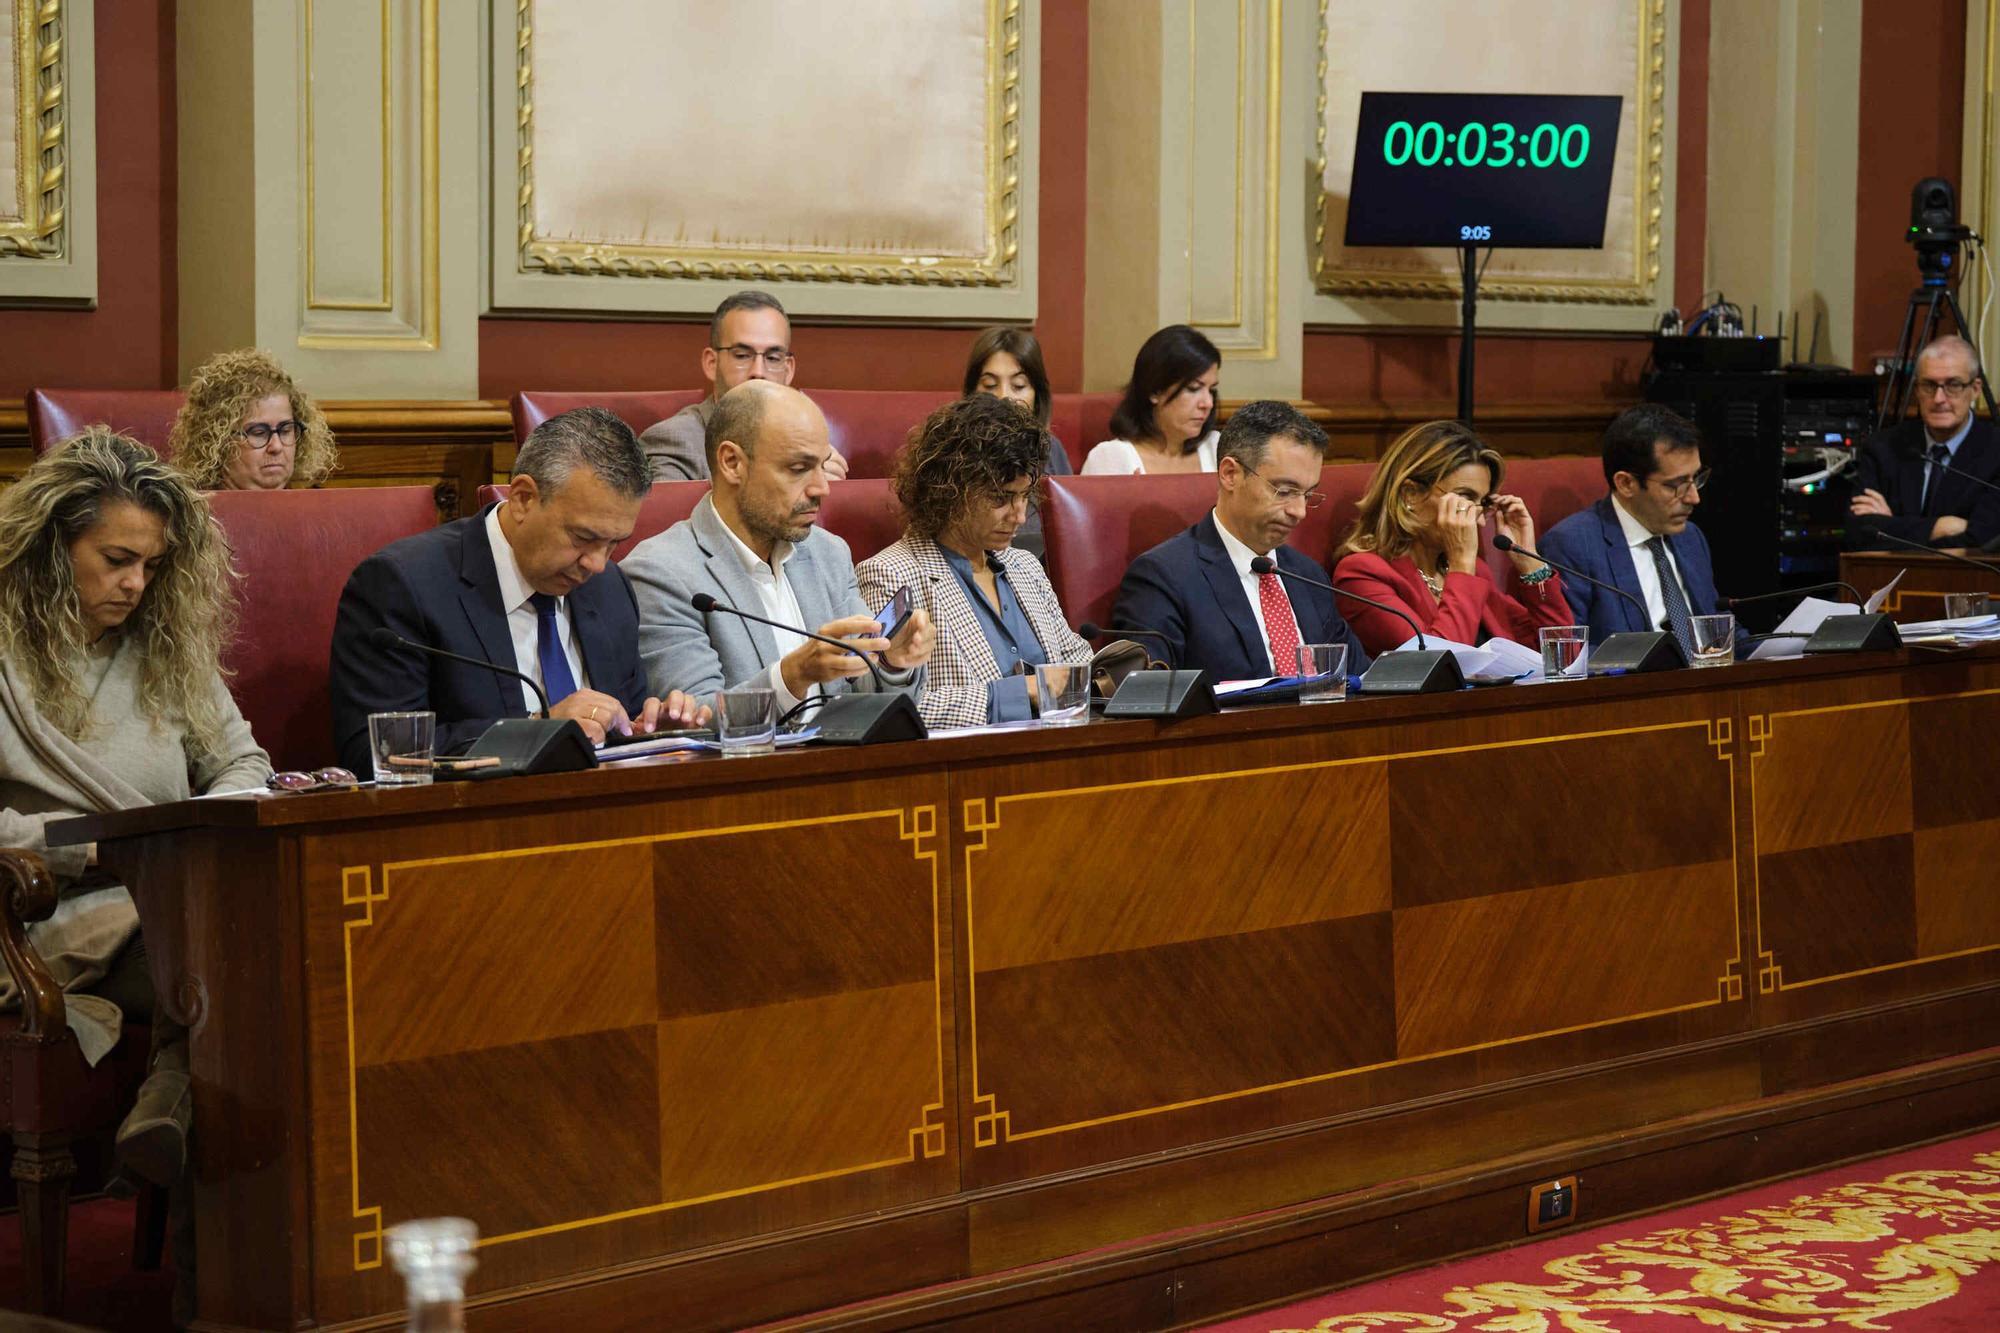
top-left (1344, 92), bottom-right (1623, 250)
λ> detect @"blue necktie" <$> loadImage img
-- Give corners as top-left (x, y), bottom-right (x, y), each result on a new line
top-left (1644, 536), bottom-right (1697, 655)
top-left (1922, 443), bottom-right (1951, 517)
top-left (529, 592), bottom-right (578, 708)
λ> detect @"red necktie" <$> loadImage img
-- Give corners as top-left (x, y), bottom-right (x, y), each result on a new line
top-left (1258, 571), bottom-right (1302, 675)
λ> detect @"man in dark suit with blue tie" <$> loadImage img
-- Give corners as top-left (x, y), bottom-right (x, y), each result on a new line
top-left (329, 407), bottom-right (707, 773)
top-left (1539, 404), bottom-right (1729, 650)
top-left (1847, 336), bottom-right (2000, 550)
top-left (1113, 400), bottom-right (1370, 681)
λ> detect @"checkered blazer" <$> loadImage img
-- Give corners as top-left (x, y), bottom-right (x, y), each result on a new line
top-left (857, 534), bottom-right (1092, 730)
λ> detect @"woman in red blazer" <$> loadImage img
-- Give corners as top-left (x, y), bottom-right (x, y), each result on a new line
top-left (1332, 420), bottom-right (1573, 655)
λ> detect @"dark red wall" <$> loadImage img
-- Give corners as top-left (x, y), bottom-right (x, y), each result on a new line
top-left (1853, 0), bottom-right (1968, 365)
top-left (0, 0), bottom-right (176, 396)
top-left (476, 0), bottom-right (1092, 397)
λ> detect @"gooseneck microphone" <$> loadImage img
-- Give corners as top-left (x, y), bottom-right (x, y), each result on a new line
top-left (1869, 528), bottom-right (2000, 578)
top-left (691, 592), bottom-right (887, 689)
top-left (1721, 581), bottom-right (1865, 610)
top-left (1247, 555), bottom-right (1428, 652)
top-left (367, 626), bottom-right (551, 718)
top-left (1491, 534), bottom-right (1651, 624)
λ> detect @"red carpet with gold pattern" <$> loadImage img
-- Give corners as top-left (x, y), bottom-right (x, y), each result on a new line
top-left (1198, 1127), bottom-right (2000, 1332)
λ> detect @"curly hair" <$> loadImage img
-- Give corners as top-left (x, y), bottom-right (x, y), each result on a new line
top-left (894, 395), bottom-right (1052, 541)
top-left (0, 427), bottom-right (240, 752)
top-left (1338, 419), bottom-right (1503, 562)
top-left (168, 348), bottom-right (339, 489)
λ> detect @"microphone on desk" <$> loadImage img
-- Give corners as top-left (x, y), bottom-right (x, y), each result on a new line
top-left (690, 593), bottom-right (925, 744)
top-left (363, 627), bottom-right (594, 776)
top-left (1072, 621), bottom-right (1215, 718)
top-left (1249, 556), bottom-right (1462, 693)
top-left (1721, 581), bottom-right (1865, 609)
top-left (1491, 535), bottom-right (1686, 674)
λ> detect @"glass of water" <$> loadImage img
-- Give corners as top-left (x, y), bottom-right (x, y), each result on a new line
top-left (1943, 592), bottom-right (1992, 620)
top-left (1688, 613), bottom-right (1736, 667)
top-left (1034, 662), bottom-right (1091, 725)
top-left (1537, 625), bottom-right (1588, 680)
top-left (368, 711), bottom-right (435, 786)
top-left (716, 687), bottom-right (777, 755)
top-left (1293, 643), bottom-right (1349, 703)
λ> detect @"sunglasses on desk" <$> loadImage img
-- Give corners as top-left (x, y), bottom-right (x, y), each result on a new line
top-left (266, 767), bottom-right (360, 793)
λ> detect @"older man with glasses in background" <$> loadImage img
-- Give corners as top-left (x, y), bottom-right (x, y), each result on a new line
top-left (1848, 335), bottom-right (2000, 550)
top-left (638, 289), bottom-right (849, 483)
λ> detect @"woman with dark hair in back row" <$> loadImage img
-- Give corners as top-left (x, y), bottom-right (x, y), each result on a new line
top-left (961, 327), bottom-right (1072, 552)
top-left (1082, 324), bottom-right (1221, 475)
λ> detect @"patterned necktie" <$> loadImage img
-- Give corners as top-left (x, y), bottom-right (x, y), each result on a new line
top-left (529, 592), bottom-right (578, 707)
top-left (1922, 442), bottom-right (1951, 517)
top-left (1643, 536), bottom-right (1697, 655)
top-left (1257, 570), bottom-right (1303, 675)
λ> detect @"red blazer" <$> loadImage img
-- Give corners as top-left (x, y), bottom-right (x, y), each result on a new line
top-left (1331, 550), bottom-right (1573, 655)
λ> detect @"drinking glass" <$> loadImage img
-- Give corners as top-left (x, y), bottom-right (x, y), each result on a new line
top-left (368, 711), bottom-right (435, 786)
top-left (1943, 592), bottom-right (1992, 619)
top-left (1294, 643), bottom-right (1349, 703)
top-left (1538, 625), bottom-right (1588, 680)
top-left (1034, 662), bottom-right (1091, 725)
top-left (716, 687), bottom-right (777, 755)
top-left (1688, 614), bottom-right (1736, 667)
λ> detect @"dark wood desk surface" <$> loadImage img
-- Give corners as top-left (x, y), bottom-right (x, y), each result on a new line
top-left (54, 645), bottom-right (2000, 1330)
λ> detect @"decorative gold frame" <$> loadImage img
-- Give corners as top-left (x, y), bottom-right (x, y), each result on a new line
top-left (510, 0), bottom-right (1022, 287)
top-left (1312, 0), bottom-right (1666, 304)
top-left (1, 0), bottom-right (63, 258)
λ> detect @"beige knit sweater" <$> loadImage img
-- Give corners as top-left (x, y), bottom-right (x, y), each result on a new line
top-left (0, 640), bottom-right (269, 1054)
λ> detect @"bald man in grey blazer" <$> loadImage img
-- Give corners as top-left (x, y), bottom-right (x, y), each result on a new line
top-left (624, 382), bottom-right (933, 712)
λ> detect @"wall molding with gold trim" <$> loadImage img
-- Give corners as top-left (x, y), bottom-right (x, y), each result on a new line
top-left (487, 0), bottom-right (1040, 321)
top-left (0, 0), bottom-right (95, 304)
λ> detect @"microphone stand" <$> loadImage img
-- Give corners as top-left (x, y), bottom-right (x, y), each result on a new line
top-left (1490, 536), bottom-right (1687, 673)
top-left (1250, 556), bottom-right (1464, 694)
top-left (691, 594), bottom-right (927, 744)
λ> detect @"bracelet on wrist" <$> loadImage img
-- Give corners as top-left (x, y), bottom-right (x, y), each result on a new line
top-left (1519, 564), bottom-right (1555, 586)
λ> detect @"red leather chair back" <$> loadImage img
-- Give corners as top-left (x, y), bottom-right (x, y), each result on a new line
top-left (28, 389), bottom-right (185, 457)
top-left (1040, 474), bottom-right (1224, 632)
top-left (474, 480), bottom-right (711, 562)
top-left (1485, 455), bottom-right (1604, 584)
top-left (1046, 392), bottom-right (1122, 471)
top-left (510, 390), bottom-right (707, 444)
top-left (804, 389), bottom-right (955, 479)
top-left (1293, 462), bottom-right (1371, 569)
top-left (816, 478), bottom-right (904, 563)
top-left (209, 486), bottom-right (440, 771)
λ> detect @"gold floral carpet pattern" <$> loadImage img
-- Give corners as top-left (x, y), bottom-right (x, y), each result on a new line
top-left (1200, 1127), bottom-right (2000, 1332)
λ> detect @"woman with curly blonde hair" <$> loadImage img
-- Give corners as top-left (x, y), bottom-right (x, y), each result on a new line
top-left (0, 428), bottom-right (270, 1201)
top-left (857, 394), bottom-right (1090, 729)
top-left (168, 347), bottom-right (339, 490)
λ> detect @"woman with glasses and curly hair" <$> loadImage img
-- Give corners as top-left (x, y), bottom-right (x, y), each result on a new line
top-left (858, 394), bottom-right (1091, 729)
top-left (1332, 419), bottom-right (1572, 655)
top-left (168, 347), bottom-right (339, 491)
top-left (0, 428), bottom-right (269, 1209)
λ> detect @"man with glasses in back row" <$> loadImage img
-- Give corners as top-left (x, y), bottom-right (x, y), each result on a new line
top-left (1539, 403), bottom-right (1732, 650)
top-left (639, 289), bottom-right (850, 482)
top-left (1848, 335), bottom-right (2000, 550)
top-left (1113, 400), bottom-right (1370, 681)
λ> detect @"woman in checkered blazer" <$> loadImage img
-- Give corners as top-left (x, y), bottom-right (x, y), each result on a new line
top-left (858, 396), bottom-right (1092, 731)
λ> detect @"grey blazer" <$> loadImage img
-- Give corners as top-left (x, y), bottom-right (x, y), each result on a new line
top-left (623, 494), bottom-right (922, 703)
top-left (637, 403), bottom-right (713, 482)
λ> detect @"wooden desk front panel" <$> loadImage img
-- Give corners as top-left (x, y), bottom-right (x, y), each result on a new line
top-left (952, 686), bottom-right (1748, 1194)
top-left (295, 772), bottom-right (955, 1322)
top-left (1842, 551), bottom-right (2000, 622)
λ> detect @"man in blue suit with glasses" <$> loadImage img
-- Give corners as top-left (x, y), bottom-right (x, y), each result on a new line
top-left (1539, 404), bottom-right (1729, 651)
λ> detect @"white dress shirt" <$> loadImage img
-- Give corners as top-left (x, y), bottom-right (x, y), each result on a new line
top-left (1211, 509), bottom-right (1302, 668)
top-left (485, 506), bottom-right (589, 713)
top-left (1079, 432), bottom-right (1221, 475)
top-left (715, 517), bottom-right (812, 713)
top-left (1610, 494), bottom-right (1695, 634)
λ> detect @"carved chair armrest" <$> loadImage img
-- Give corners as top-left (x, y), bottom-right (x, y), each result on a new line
top-left (0, 849), bottom-right (66, 1041)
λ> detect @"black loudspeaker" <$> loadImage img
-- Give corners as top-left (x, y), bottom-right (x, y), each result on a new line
top-left (1588, 631), bottom-right (1688, 675)
top-left (1357, 649), bottom-right (1465, 694)
top-left (814, 691), bottom-right (929, 744)
top-left (1103, 669), bottom-right (1218, 718)
top-left (461, 718), bottom-right (597, 777)
top-left (1803, 613), bottom-right (1901, 654)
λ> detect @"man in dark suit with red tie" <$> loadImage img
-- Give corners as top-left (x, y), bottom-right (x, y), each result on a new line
top-left (1112, 400), bottom-right (1370, 682)
top-left (1849, 335), bottom-right (2000, 550)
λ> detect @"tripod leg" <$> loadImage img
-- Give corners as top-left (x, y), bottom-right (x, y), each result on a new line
top-left (1883, 289), bottom-right (1927, 427)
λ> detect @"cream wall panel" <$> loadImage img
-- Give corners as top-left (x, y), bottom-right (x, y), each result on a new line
top-left (1963, 1), bottom-right (1997, 359)
top-left (489, 0), bottom-right (1038, 321)
top-left (1083, 0), bottom-right (1163, 393)
top-left (1304, 0), bottom-right (1676, 334)
top-left (180, 0), bottom-right (477, 397)
top-left (0, 0), bottom-right (96, 304)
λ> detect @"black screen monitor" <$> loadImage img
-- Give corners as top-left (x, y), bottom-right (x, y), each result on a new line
top-left (1344, 92), bottom-right (1623, 249)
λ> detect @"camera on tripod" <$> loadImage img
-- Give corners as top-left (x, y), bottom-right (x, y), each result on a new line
top-left (1908, 177), bottom-right (1973, 282)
